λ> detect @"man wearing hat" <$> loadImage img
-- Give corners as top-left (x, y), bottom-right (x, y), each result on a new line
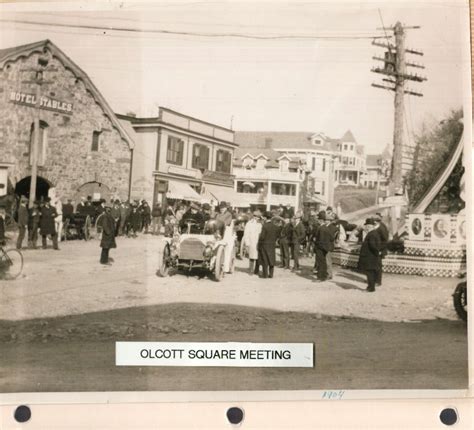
top-left (16, 196), bottom-right (29, 250)
top-left (357, 218), bottom-right (382, 292)
top-left (256, 211), bottom-right (280, 278)
top-left (39, 197), bottom-right (59, 250)
top-left (216, 201), bottom-right (233, 226)
top-left (180, 202), bottom-right (205, 234)
top-left (279, 214), bottom-right (293, 269)
top-left (242, 210), bottom-right (262, 274)
top-left (76, 196), bottom-right (87, 214)
top-left (100, 204), bottom-right (117, 265)
top-left (313, 210), bottom-right (332, 281)
top-left (291, 211), bottom-right (305, 271)
top-left (373, 213), bottom-right (389, 286)
top-left (326, 212), bottom-right (339, 280)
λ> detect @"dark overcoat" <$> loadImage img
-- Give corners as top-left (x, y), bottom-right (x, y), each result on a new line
top-left (39, 205), bottom-right (58, 236)
top-left (315, 224), bottom-right (332, 252)
top-left (280, 223), bottom-right (293, 244)
top-left (100, 212), bottom-right (117, 249)
top-left (377, 222), bottom-right (389, 256)
top-left (257, 221), bottom-right (280, 266)
top-left (357, 229), bottom-right (382, 271)
top-left (292, 221), bottom-right (306, 245)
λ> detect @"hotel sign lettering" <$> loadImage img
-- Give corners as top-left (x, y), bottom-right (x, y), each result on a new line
top-left (9, 91), bottom-right (73, 115)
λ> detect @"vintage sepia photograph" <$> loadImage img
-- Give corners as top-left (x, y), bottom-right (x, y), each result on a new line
top-left (0, 0), bottom-right (471, 393)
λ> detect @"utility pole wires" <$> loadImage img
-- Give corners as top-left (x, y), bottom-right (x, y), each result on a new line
top-left (371, 21), bottom-right (426, 197)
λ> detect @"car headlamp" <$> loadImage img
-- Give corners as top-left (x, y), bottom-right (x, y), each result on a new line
top-left (203, 245), bottom-right (213, 258)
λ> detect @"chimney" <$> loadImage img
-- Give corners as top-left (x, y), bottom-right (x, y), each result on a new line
top-left (264, 137), bottom-right (273, 149)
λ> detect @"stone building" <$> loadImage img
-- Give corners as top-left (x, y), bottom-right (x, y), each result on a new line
top-left (0, 40), bottom-right (134, 203)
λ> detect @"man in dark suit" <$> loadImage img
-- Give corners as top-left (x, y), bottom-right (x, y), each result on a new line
top-left (39, 197), bottom-right (59, 250)
top-left (256, 211), bottom-right (280, 278)
top-left (314, 211), bottom-right (332, 281)
top-left (291, 211), bottom-right (306, 271)
top-left (16, 196), bottom-right (29, 250)
top-left (373, 213), bottom-right (389, 286)
top-left (279, 214), bottom-right (293, 269)
top-left (100, 205), bottom-right (117, 265)
top-left (358, 218), bottom-right (382, 292)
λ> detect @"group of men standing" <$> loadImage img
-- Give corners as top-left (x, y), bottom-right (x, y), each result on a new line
top-left (241, 207), bottom-right (341, 281)
top-left (15, 196), bottom-right (60, 250)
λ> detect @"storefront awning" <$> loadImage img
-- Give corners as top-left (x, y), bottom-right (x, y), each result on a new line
top-left (304, 194), bottom-right (327, 205)
top-left (205, 183), bottom-right (245, 207)
top-left (166, 180), bottom-right (202, 202)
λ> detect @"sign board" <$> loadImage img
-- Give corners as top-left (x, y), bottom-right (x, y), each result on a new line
top-left (9, 91), bottom-right (73, 115)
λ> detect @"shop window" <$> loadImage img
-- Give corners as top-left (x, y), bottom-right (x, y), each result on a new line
top-left (29, 121), bottom-right (48, 167)
top-left (216, 149), bottom-right (231, 173)
top-left (91, 130), bottom-right (101, 152)
top-left (167, 136), bottom-right (184, 165)
top-left (192, 143), bottom-right (210, 170)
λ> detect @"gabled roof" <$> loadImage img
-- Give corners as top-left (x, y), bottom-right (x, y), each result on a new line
top-left (235, 131), bottom-right (335, 152)
top-left (0, 39), bottom-right (135, 149)
top-left (341, 130), bottom-right (357, 143)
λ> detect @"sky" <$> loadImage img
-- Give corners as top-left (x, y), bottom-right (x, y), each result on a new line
top-left (0, 0), bottom-right (470, 154)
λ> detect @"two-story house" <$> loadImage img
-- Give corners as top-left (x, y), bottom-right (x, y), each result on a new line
top-left (118, 107), bottom-right (238, 206)
top-left (234, 132), bottom-right (336, 207)
top-left (233, 146), bottom-right (303, 211)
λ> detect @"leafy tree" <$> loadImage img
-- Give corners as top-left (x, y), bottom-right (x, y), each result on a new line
top-left (406, 109), bottom-right (464, 212)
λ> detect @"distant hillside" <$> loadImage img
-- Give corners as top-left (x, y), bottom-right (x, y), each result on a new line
top-left (334, 186), bottom-right (378, 214)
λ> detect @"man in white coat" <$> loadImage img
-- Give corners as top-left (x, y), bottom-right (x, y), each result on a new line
top-left (242, 210), bottom-right (262, 275)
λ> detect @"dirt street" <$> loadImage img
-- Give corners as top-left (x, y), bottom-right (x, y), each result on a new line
top-left (0, 235), bottom-right (468, 392)
top-left (0, 235), bottom-right (461, 322)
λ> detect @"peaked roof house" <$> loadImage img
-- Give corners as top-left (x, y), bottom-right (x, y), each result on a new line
top-left (0, 39), bottom-right (135, 202)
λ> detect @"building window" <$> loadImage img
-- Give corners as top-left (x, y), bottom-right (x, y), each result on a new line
top-left (312, 157), bottom-right (316, 170)
top-left (91, 130), bottom-right (101, 152)
top-left (322, 158), bottom-right (326, 172)
top-left (192, 143), bottom-right (210, 170)
top-left (314, 179), bottom-right (325, 195)
top-left (279, 159), bottom-right (289, 172)
top-left (29, 121), bottom-right (48, 167)
top-left (256, 158), bottom-right (266, 170)
top-left (167, 136), bottom-right (185, 165)
top-left (271, 183), bottom-right (296, 196)
top-left (216, 149), bottom-right (231, 173)
top-left (344, 144), bottom-right (348, 151)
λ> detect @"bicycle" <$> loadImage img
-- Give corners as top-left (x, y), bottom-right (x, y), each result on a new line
top-left (0, 243), bottom-right (24, 280)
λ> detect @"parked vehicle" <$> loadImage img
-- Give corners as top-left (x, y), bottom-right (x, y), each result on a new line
top-left (157, 220), bottom-right (235, 281)
top-left (453, 273), bottom-right (467, 322)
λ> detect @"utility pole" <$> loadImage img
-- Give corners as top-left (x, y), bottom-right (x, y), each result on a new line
top-left (371, 21), bottom-right (426, 197)
top-left (29, 77), bottom-right (41, 209)
top-left (20, 56), bottom-right (54, 208)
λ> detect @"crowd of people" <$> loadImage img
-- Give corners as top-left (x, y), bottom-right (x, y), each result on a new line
top-left (152, 199), bottom-right (389, 292)
top-left (1, 194), bottom-right (390, 288)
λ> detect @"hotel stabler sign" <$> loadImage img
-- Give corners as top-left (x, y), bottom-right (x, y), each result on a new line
top-left (9, 91), bottom-right (73, 115)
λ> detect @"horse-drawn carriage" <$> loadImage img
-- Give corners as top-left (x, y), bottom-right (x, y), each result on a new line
top-left (63, 213), bottom-right (93, 241)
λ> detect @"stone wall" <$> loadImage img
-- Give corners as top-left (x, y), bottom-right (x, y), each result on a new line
top-left (0, 49), bottom-right (132, 201)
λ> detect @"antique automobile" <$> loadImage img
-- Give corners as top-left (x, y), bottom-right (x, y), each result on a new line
top-left (157, 219), bottom-right (236, 281)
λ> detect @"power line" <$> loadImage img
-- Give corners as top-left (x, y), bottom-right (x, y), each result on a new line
top-left (0, 18), bottom-right (387, 40)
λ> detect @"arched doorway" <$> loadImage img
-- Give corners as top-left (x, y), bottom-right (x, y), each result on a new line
top-left (14, 176), bottom-right (52, 201)
top-left (76, 181), bottom-right (111, 202)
